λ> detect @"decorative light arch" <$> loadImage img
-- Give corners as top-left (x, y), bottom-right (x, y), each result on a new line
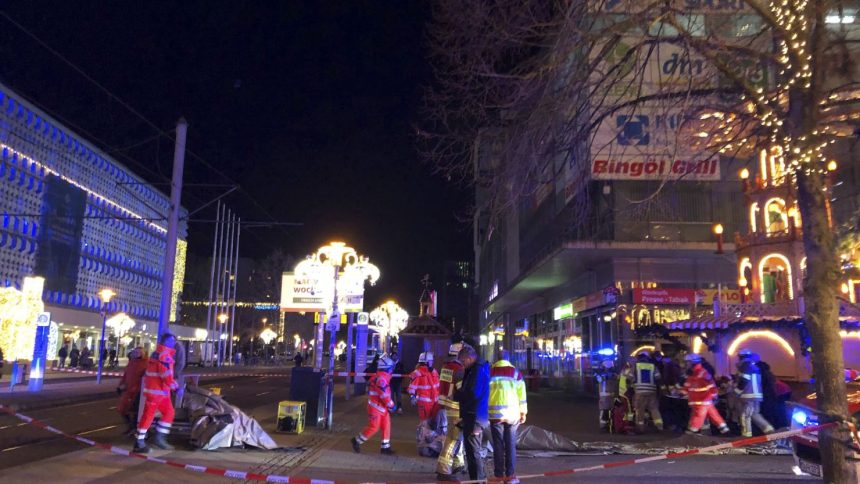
top-left (763, 197), bottom-right (789, 233)
top-left (739, 258), bottom-right (752, 286)
top-left (629, 344), bottom-right (655, 357)
top-left (758, 253), bottom-right (794, 302)
top-left (727, 330), bottom-right (796, 357)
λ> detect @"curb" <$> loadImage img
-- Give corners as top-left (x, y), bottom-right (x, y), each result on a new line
top-left (2, 390), bottom-right (120, 412)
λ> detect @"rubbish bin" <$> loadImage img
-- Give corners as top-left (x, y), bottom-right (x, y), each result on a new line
top-left (290, 367), bottom-right (326, 428)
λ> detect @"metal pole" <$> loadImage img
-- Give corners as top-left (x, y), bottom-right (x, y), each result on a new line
top-left (228, 217), bottom-right (241, 364)
top-left (205, 202), bottom-right (223, 366)
top-left (346, 312), bottom-right (354, 400)
top-left (96, 307), bottom-right (108, 384)
top-left (158, 118), bottom-right (187, 338)
top-left (217, 210), bottom-right (232, 366)
top-left (315, 311), bottom-right (325, 370)
top-left (222, 213), bottom-right (235, 365)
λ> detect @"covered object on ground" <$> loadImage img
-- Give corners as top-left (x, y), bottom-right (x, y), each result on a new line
top-left (182, 385), bottom-right (278, 450)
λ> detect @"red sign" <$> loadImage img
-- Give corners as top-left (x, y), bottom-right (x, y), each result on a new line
top-left (633, 288), bottom-right (698, 305)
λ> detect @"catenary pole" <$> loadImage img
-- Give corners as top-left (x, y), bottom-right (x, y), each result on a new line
top-left (157, 117), bottom-right (187, 338)
top-left (205, 202), bottom-right (223, 366)
top-left (228, 217), bottom-right (241, 363)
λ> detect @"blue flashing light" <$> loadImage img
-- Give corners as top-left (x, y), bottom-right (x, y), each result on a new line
top-left (597, 348), bottom-right (615, 357)
top-left (791, 409), bottom-right (808, 426)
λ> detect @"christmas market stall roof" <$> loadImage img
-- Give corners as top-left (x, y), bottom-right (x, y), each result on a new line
top-left (399, 314), bottom-right (452, 371)
top-left (401, 314), bottom-right (453, 336)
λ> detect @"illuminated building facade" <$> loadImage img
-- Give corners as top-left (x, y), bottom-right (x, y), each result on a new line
top-left (0, 82), bottom-right (187, 359)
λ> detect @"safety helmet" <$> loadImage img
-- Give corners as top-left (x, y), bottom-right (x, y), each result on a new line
top-left (684, 353), bottom-right (702, 363)
top-left (636, 350), bottom-right (651, 359)
top-left (418, 352), bottom-right (434, 364)
top-left (377, 355), bottom-right (395, 372)
top-left (601, 360), bottom-right (615, 370)
top-left (448, 342), bottom-right (464, 357)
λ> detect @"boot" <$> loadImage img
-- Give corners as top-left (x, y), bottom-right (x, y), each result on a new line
top-left (436, 473), bottom-right (458, 482)
top-left (152, 432), bottom-right (175, 450)
top-left (132, 438), bottom-right (150, 454)
top-left (350, 437), bottom-right (361, 453)
top-left (718, 424), bottom-right (730, 435)
top-left (380, 447), bottom-right (396, 455)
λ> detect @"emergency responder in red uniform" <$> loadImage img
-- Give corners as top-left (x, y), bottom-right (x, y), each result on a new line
top-left (351, 354), bottom-right (396, 455)
top-left (133, 333), bottom-right (178, 453)
top-left (407, 351), bottom-right (440, 422)
top-left (117, 347), bottom-right (148, 434)
top-left (681, 354), bottom-right (729, 435)
top-left (436, 343), bottom-right (467, 481)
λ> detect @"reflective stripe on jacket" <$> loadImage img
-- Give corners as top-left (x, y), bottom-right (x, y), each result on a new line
top-left (632, 362), bottom-right (660, 392)
top-left (368, 371), bottom-right (394, 415)
top-left (735, 360), bottom-right (764, 400)
top-left (682, 364), bottom-right (718, 406)
top-left (407, 365), bottom-right (439, 406)
top-left (142, 344), bottom-right (176, 398)
top-left (488, 360), bottom-right (527, 422)
top-left (438, 359), bottom-right (464, 411)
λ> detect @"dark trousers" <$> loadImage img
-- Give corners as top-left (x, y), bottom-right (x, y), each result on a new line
top-left (461, 417), bottom-right (486, 480)
top-left (391, 381), bottom-right (402, 410)
top-left (490, 421), bottom-right (518, 478)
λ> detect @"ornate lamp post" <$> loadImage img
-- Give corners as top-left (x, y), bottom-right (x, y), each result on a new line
top-left (369, 300), bottom-right (409, 354)
top-left (96, 288), bottom-right (116, 383)
top-left (217, 313), bottom-right (228, 366)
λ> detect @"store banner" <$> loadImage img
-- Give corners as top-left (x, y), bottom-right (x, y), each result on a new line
top-left (280, 272), bottom-right (364, 313)
top-left (699, 288), bottom-right (742, 305)
top-left (633, 288), bottom-right (699, 305)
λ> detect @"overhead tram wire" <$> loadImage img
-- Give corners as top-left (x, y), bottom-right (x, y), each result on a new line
top-left (0, 10), bottom-right (293, 235)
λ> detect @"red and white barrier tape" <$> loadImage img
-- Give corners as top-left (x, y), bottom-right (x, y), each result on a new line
top-left (51, 368), bottom-right (559, 381)
top-left (421, 423), bottom-right (837, 484)
top-left (0, 402), bottom-right (835, 484)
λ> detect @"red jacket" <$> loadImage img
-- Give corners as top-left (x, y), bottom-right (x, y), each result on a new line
top-left (407, 364), bottom-right (440, 407)
top-left (438, 358), bottom-right (465, 411)
top-left (142, 344), bottom-right (177, 398)
top-left (682, 364), bottom-right (718, 406)
top-left (121, 356), bottom-right (149, 394)
top-left (368, 371), bottom-right (395, 414)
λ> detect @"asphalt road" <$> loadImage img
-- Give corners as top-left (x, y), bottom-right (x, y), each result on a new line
top-left (0, 372), bottom-right (295, 471)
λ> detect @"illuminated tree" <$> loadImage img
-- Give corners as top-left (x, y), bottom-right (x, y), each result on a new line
top-left (0, 283), bottom-right (46, 361)
top-left (424, 1), bottom-right (859, 479)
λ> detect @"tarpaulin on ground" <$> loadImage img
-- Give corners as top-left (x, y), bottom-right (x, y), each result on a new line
top-left (488, 425), bottom-right (791, 457)
top-left (182, 385), bottom-right (278, 451)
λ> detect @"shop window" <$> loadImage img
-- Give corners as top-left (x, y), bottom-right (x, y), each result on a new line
top-left (764, 198), bottom-right (789, 234)
top-left (759, 253), bottom-right (793, 302)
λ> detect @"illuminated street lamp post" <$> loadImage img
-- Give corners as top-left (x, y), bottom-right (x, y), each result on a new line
top-left (96, 288), bottom-right (116, 384)
top-left (217, 313), bottom-right (228, 367)
top-left (369, 300), bottom-right (409, 354)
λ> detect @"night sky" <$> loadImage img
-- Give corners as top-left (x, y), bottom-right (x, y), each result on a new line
top-left (0, 2), bottom-right (471, 311)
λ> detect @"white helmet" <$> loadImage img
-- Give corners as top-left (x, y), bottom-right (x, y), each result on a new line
top-left (448, 343), bottom-right (464, 357)
top-left (377, 355), bottom-right (395, 372)
top-left (418, 352), bottom-right (434, 364)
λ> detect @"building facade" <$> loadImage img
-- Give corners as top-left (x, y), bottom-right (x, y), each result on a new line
top-left (0, 82), bottom-right (187, 361)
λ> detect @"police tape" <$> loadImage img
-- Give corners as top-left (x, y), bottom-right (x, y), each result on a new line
top-left (49, 367), bottom-right (293, 378)
top-left (0, 402), bottom-right (835, 484)
top-left (427, 423), bottom-right (838, 484)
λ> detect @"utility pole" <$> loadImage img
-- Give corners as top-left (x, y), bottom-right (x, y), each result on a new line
top-left (205, 202), bottom-right (223, 366)
top-left (158, 118), bottom-right (187, 339)
top-left (228, 217), bottom-right (241, 363)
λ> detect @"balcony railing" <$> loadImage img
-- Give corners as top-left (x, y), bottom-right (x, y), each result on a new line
top-left (734, 227), bottom-right (802, 249)
top-left (717, 297), bottom-right (860, 320)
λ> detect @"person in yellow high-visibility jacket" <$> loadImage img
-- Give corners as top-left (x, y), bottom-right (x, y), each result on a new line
top-left (488, 352), bottom-right (527, 483)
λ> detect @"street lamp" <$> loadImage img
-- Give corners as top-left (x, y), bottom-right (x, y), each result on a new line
top-left (713, 223), bottom-right (724, 254)
top-left (217, 313), bottom-right (228, 366)
top-left (96, 288), bottom-right (116, 383)
top-left (106, 313), bottom-right (135, 364)
top-left (369, 300), bottom-right (409, 353)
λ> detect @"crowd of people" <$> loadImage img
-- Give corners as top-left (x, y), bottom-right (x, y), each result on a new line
top-left (595, 348), bottom-right (790, 437)
top-left (351, 342), bottom-right (528, 483)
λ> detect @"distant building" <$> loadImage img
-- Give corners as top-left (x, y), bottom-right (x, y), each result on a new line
top-left (439, 261), bottom-right (473, 333)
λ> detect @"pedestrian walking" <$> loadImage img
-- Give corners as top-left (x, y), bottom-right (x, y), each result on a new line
top-left (109, 348), bottom-right (118, 368)
top-left (436, 343), bottom-right (467, 480)
top-left (294, 352), bottom-right (303, 367)
top-left (455, 344), bottom-right (490, 482)
top-left (681, 354), bottom-right (729, 435)
top-left (622, 351), bottom-right (664, 432)
top-left (81, 346), bottom-right (93, 369)
top-left (351, 354), bottom-right (397, 455)
top-left (655, 352), bottom-right (683, 431)
top-left (58, 344), bottom-right (69, 369)
top-left (390, 352), bottom-right (404, 415)
top-left (489, 351), bottom-right (527, 483)
top-left (117, 347), bottom-right (148, 434)
top-left (734, 349), bottom-right (774, 437)
top-left (173, 340), bottom-right (186, 407)
top-left (133, 333), bottom-right (179, 453)
top-left (69, 345), bottom-right (80, 368)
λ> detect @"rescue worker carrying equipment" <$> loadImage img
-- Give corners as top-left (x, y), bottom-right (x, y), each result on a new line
top-left (134, 333), bottom-right (178, 453)
top-left (681, 354), bottom-right (729, 435)
top-left (352, 354), bottom-right (397, 455)
top-left (622, 351), bottom-right (664, 431)
top-left (734, 349), bottom-right (774, 437)
top-left (117, 347), bottom-right (148, 434)
top-left (436, 343), bottom-right (467, 479)
top-left (408, 352), bottom-right (440, 421)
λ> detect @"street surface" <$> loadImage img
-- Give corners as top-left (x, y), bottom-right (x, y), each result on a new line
top-left (0, 372), bottom-right (816, 483)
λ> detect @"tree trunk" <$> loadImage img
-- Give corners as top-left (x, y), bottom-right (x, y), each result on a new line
top-left (796, 170), bottom-right (856, 484)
